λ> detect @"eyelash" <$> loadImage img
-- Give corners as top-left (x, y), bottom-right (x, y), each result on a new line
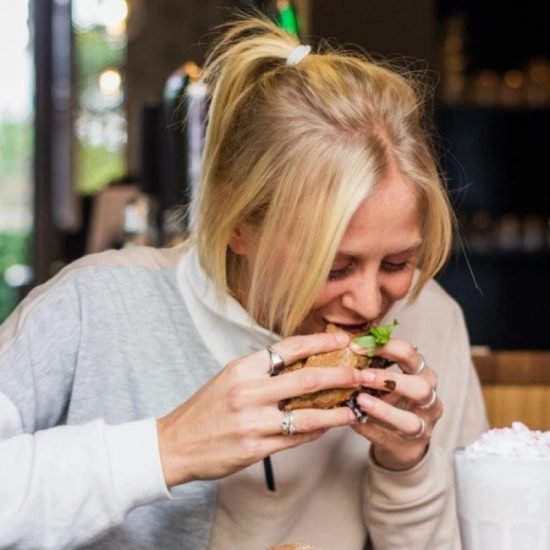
top-left (382, 261), bottom-right (409, 273)
top-left (327, 260), bottom-right (409, 282)
top-left (327, 264), bottom-right (355, 282)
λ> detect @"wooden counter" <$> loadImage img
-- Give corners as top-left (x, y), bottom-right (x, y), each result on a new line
top-left (472, 349), bottom-right (550, 430)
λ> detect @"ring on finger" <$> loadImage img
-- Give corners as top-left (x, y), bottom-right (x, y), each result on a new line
top-left (417, 387), bottom-right (437, 410)
top-left (266, 345), bottom-right (286, 376)
top-left (405, 416), bottom-right (426, 440)
top-left (410, 352), bottom-right (426, 375)
top-left (281, 410), bottom-right (296, 436)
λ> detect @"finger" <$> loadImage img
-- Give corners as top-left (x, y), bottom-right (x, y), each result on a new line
top-left (360, 369), bottom-right (435, 406)
top-left (224, 363), bottom-right (363, 414)
top-left (265, 405), bottom-right (357, 436)
top-left (352, 421), bottom-right (428, 469)
top-left (375, 391), bottom-right (403, 407)
top-left (352, 417), bottom-right (400, 448)
top-left (413, 387), bottom-right (438, 411)
top-left (263, 428), bottom-right (328, 454)
top-left (355, 339), bottom-right (431, 378)
top-left (412, 392), bottom-right (443, 420)
top-left (355, 393), bottom-right (428, 438)
top-left (261, 331), bottom-right (350, 375)
top-left (260, 365), bottom-right (363, 403)
top-left (225, 331), bottom-right (350, 381)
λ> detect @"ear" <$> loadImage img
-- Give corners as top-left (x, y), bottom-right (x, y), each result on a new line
top-left (228, 224), bottom-right (252, 256)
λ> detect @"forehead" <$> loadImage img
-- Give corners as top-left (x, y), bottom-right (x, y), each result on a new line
top-left (339, 174), bottom-right (421, 256)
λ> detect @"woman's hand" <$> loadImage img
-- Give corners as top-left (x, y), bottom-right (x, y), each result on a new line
top-left (157, 331), bottom-right (367, 488)
top-left (350, 339), bottom-right (442, 471)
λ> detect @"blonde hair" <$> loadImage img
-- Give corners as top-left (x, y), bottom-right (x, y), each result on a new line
top-left (192, 15), bottom-right (453, 336)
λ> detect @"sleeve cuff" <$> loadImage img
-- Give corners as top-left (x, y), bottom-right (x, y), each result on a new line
top-left (367, 445), bottom-right (449, 506)
top-left (104, 418), bottom-right (171, 514)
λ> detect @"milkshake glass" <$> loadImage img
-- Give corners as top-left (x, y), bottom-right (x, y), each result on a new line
top-left (453, 422), bottom-right (550, 550)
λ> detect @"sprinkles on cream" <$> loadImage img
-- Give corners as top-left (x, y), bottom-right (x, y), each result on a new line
top-left (464, 421), bottom-right (550, 458)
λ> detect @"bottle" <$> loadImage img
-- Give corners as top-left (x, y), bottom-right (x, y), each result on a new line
top-left (277, 0), bottom-right (300, 37)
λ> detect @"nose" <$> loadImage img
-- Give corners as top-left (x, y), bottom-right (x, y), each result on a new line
top-left (340, 269), bottom-right (383, 321)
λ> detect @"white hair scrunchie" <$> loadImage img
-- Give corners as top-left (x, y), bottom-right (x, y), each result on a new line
top-left (286, 44), bottom-right (312, 66)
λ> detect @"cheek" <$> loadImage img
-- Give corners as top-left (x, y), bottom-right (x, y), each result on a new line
top-left (310, 284), bottom-right (341, 311)
top-left (382, 270), bottom-right (416, 301)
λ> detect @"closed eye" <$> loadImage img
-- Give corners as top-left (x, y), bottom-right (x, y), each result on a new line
top-left (381, 261), bottom-right (410, 273)
top-left (328, 259), bottom-right (356, 282)
top-left (329, 258), bottom-right (412, 281)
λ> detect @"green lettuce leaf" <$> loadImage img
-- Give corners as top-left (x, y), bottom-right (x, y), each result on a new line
top-left (352, 319), bottom-right (399, 354)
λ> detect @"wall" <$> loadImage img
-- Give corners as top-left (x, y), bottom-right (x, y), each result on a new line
top-left (309, 0), bottom-right (437, 74)
top-left (125, 0), bottom-right (233, 173)
top-left (125, 0), bottom-right (438, 174)
top-left (475, 351), bottom-right (550, 429)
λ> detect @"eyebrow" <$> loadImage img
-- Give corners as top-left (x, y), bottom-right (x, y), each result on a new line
top-left (384, 241), bottom-right (423, 257)
top-left (337, 241), bottom-right (423, 258)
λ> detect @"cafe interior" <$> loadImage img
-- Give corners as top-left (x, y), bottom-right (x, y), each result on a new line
top-left (1, 0), bottom-right (549, 430)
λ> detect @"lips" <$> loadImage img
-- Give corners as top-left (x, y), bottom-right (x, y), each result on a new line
top-left (325, 321), bottom-right (373, 334)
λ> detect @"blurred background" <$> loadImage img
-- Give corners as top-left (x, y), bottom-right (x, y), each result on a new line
top-left (1, 1), bottom-right (549, 411)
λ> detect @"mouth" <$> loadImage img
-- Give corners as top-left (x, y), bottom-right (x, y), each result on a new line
top-left (325, 321), bottom-right (376, 334)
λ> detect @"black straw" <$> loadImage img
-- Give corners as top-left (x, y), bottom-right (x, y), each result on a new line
top-left (263, 456), bottom-right (276, 491)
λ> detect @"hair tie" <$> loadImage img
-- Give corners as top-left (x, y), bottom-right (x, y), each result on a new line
top-left (286, 44), bottom-right (311, 66)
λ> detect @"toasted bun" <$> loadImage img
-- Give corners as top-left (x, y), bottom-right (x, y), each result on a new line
top-left (280, 324), bottom-right (391, 411)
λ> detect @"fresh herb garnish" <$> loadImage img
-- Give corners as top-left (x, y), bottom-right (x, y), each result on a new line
top-left (353, 319), bottom-right (399, 356)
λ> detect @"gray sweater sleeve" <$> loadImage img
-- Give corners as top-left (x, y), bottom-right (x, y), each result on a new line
top-left (0, 275), bottom-right (170, 549)
top-left (0, 275), bottom-right (81, 431)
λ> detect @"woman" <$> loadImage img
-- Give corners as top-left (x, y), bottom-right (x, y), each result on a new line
top-left (0, 16), bottom-right (487, 550)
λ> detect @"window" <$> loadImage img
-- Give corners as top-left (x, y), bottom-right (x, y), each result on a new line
top-left (73, 0), bottom-right (127, 194)
top-left (0, 1), bottom-right (33, 322)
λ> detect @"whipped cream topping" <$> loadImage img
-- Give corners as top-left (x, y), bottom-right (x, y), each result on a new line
top-left (464, 422), bottom-right (550, 458)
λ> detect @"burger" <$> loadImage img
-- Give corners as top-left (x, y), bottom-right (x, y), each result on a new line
top-left (279, 321), bottom-right (398, 422)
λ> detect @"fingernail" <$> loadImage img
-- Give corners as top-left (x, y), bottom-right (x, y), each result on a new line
top-left (335, 333), bottom-right (349, 345)
top-left (350, 342), bottom-right (370, 354)
top-left (362, 370), bottom-right (375, 382)
top-left (358, 394), bottom-right (374, 409)
top-left (352, 334), bottom-right (376, 348)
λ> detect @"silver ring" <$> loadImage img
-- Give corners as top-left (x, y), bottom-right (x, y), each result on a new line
top-left (266, 346), bottom-right (285, 376)
top-left (417, 388), bottom-right (437, 410)
top-left (411, 352), bottom-right (426, 375)
top-left (405, 417), bottom-right (426, 440)
top-left (281, 410), bottom-right (295, 436)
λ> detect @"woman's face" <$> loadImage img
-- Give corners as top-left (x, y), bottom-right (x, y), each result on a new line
top-left (229, 167), bottom-right (422, 335)
top-left (297, 170), bottom-right (422, 335)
